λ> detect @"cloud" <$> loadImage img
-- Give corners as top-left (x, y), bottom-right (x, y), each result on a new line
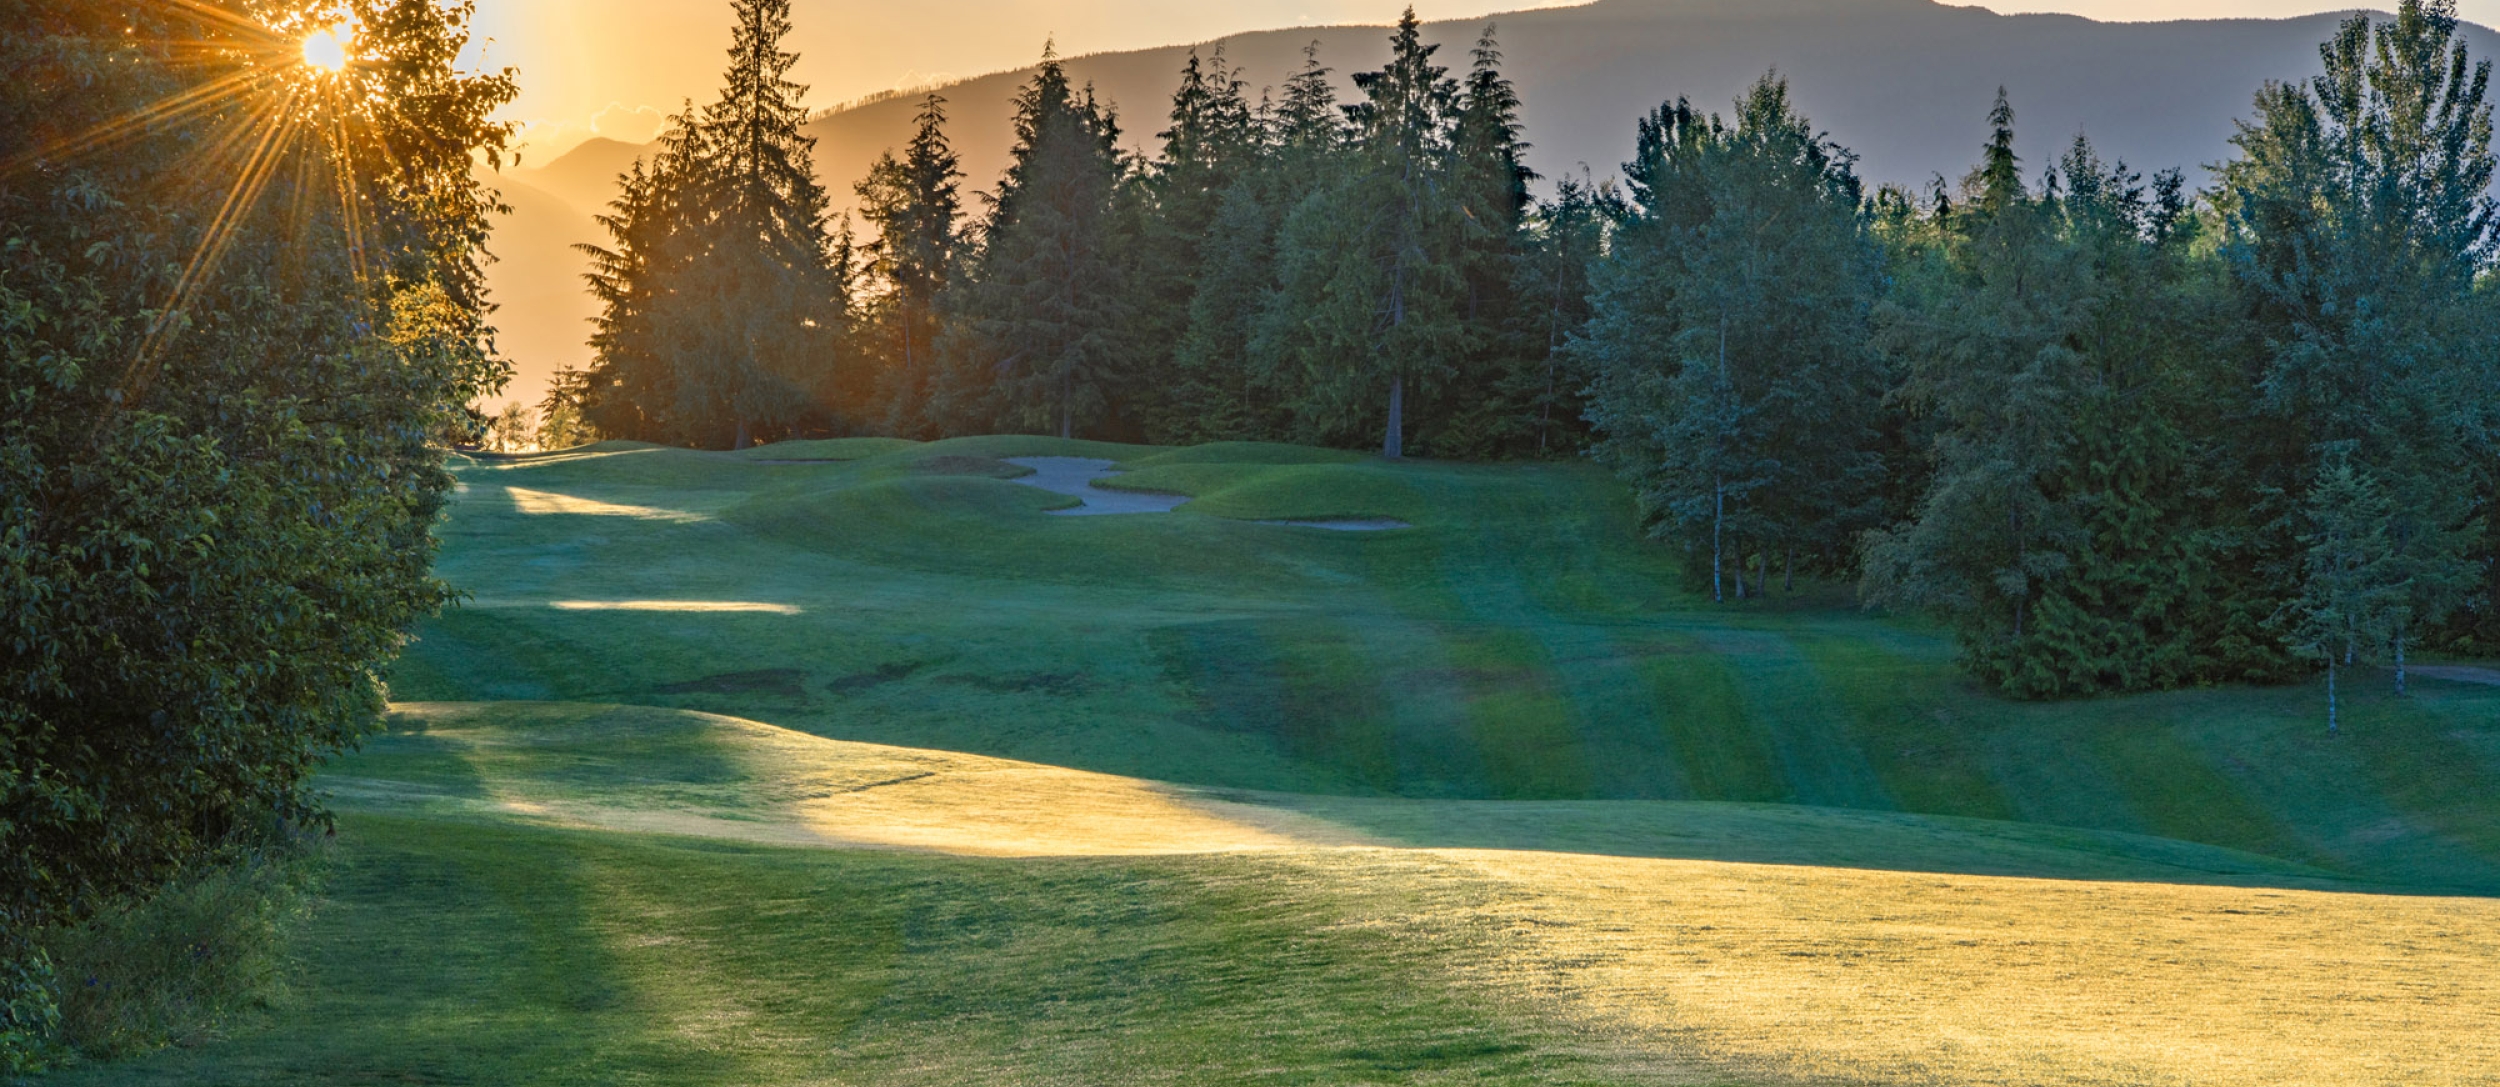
top-left (591, 102), bottom-right (669, 144)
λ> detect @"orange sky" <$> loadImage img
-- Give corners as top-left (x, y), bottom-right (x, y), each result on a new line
top-left (464, 1), bottom-right (2500, 159)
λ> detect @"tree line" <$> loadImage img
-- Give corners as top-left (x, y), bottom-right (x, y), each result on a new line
top-left (550, 1), bottom-right (2498, 711)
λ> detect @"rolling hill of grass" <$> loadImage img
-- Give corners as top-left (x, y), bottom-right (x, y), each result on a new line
top-left (400, 437), bottom-right (2500, 890)
top-left (43, 438), bottom-right (2500, 1085)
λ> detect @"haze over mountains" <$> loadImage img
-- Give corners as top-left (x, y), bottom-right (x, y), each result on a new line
top-left (482, 0), bottom-right (2500, 411)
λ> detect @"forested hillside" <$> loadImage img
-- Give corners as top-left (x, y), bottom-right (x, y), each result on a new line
top-left (484, 0), bottom-right (2500, 402)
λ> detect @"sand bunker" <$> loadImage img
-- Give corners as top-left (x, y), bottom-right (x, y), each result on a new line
top-left (1257, 518), bottom-right (1411, 532)
top-left (1003, 458), bottom-right (1407, 529)
top-left (1003, 457), bottom-right (1189, 516)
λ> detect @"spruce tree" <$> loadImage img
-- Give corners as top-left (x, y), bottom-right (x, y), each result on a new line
top-left (1862, 92), bottom-right (2082, 656)
top-left (572, 0), bottom-right (846, 448)
top-left (939, 47), bottom-right (1130, 438)
top-left (574, 111), bottom-right (708, 444)
top-left (1258, 9), bottom-right (1466, 458)
top-left (1437, 26), bottom-right (1540, 455)
top-left (689, 0), bottom-right (847, 447)
top-left (1167, 45), bottom-right (1342, 444)
top-left (1129, 48), bottom-right (1263, 441)
top-left (2218, 0), bottom-right (2495, 692)
top-left (1580, 77), bottom-right (1884, 602)
top-left (856, 94), bottom-right (965, 438)
top-left (1505, 171), bottom-right (1616, 457)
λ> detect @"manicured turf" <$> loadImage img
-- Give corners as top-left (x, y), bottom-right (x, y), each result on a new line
top-left (44, 437), bottom-right (2500, 1085)
top-left (397, 437), bottom-right (2500, 889)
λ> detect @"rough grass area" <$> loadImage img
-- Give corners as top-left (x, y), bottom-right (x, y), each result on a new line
top-left (33, 845), bottom-right (317, 1067)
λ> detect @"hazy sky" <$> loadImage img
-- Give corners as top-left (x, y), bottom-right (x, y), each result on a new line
top-left (465, 0), bottom-right (2500, 156)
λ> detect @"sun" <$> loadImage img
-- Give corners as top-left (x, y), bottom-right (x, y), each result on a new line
top-left (301, 25), bottom-right (350, 74)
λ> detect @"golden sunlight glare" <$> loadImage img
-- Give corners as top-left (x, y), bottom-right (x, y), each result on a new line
top-left (301, 26), bottom-right (349, 73)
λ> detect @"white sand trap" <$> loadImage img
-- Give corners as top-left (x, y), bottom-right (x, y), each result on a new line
top-left (507, 487), bottom-right (707, 522)
top-left (1003, 457), bottom-right (1189, 516)
top-left (1256, 518), bottom-right (1411, 532)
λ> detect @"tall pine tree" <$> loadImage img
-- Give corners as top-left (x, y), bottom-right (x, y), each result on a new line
top-left (572, 0), bottom-right (846, 448)
top-left (1580, 77), bottom-right (1885, 602)
top-left (1257, 9), bottom-right (1466, 458)
top-left (856, 94), bottom-right (965, 438)
top-left (937, 46), bottom-right (1130, 438)
top-left (2218, 0), bottom-right (2495, 695)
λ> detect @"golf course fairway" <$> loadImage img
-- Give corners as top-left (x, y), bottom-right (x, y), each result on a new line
top-left (46, 438), bottom-right (2500, 1085)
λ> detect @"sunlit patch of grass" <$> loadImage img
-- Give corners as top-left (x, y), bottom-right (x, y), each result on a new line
top-left (1452, 848), bottom-right (2500, 1086)
top-left (338, 704), bottom-right (1368, 856)
top-left (506, 486), bottom-right (709, 522)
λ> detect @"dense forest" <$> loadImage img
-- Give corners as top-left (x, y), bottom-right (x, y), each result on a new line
top-left (549, 0), bottom-right (2497, 705)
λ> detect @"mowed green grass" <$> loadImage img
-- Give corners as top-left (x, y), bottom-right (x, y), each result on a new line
top-left (44, 437), bottom-right (2500, 1085)
top-left (47, 702), bottom-right (2500, 1086)
top-left (396, 437), bottom-right (2500, 890)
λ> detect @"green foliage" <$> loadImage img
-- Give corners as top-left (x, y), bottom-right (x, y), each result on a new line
top-left (39, 842), bottom-right (317, 1062)
top-left (933, 48), bottom-right (1131, 439)
top-left (1253, 10), bottom-right (1471, 458)
top-left (2218, 0), bottom-right (2496, 694)
top-left (0, 0), bottom-right (512, 1064)
top-left (567, 0), bottom-right (850, 449)
top-left (1580, 77), bottom-right (1886, 603)
top-left (854, 94), bottom-right (964, 439)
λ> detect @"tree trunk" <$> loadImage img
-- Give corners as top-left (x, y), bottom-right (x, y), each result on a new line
top-left (1712, 479), bottom-right (1726, 604)
top-left (1383, 375), bottom-right (1405, 460)
top-left (734, 418), bottom-right (752, 451)
top-left (1784, 548), bottom-right (1794, 594)
top-left (1734, 538), bottom-right (1749, 601)
top-left (2395, 630), bottom-right (2408, 696)
top-left (1059, 371), bottom-right (1074, 440)
top-left (2327, 659), bottom-right (2340, 734)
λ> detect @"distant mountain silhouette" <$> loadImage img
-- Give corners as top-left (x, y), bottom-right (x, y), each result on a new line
top-left (482, 0), bottom-right (2499, 409)
top-left (523, 137), bottom-right (650, 214)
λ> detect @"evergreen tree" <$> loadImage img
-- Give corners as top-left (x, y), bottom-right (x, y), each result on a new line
top-left (1580, 77), bottom-right (1885, 602)
top-left (1436, 26), bottom-right (1539, 454)
top-left (1257, 9), bottom-right (1466, 458)
top-left (938, 47), bottom-right (1130, 438)
top-left (855, 94), bottom-right (965, 438)
top-left (2218, 0), bottom-right (2495, 691)
top-left (571, 0), bottom-right (847, 448)
top-left (573, 111), bottom-right (705, 443)
top-left (1128, 47), bottom-right (1263, 442)
top-left (1505, 171), bottom-right (1617, 456)
top-left (1168, 43), bottom-right (1343, 443)
top-left (2289, 454), bottom-right (2405, 730)
top-left (686, 0), bottom-right (848, 447)
top-left (1864, 92), bottom-right (2090, 666)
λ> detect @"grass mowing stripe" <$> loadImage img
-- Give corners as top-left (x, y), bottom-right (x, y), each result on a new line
top-left (1701, 629), bottom-right (1892, 810)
